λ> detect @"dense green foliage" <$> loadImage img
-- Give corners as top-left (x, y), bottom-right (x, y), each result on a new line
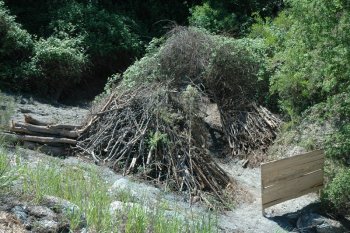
top-left (323, 167), bottom-right (350, 215)
top-left (189, 0), bottom-right (283, 35)
top-left (31, 34), bottom-right (88, 99)
top-left (0, 1), bottom-right (33, 89)
top-left (0, 0), bottom-right (283, 100)
top-left (252, 0), bottom-right (350, 116)
top-left (251, 0), bottom-right (350, 214)
top-left (49, 1), bottom-right (142, 78)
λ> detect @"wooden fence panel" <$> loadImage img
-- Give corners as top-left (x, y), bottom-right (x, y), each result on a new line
top-left (261, 150), bottom-right (324, 212)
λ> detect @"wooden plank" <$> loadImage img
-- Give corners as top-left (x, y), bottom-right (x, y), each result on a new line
top-left (262, 157), bottom-right (324, 187)
top-left (262, 169), bottom-right (323, 206)
top-left (261, 150), bottom-right (325, 213)
top-left (263, 184), bottom-right (322, 209)
top-left (262, 150), bottom-right (324, 175)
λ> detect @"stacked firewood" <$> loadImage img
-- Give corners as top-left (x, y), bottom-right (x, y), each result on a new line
top-left (4, 114), bottom-right (82, 156)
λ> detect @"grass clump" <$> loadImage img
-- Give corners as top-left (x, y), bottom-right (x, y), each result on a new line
top-left (18, 158), bottom-right (216, 232)
top-left (0, 148), bottom-right (18, 191)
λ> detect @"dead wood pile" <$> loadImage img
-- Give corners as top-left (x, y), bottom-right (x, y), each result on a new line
top-left (77, 84), bottom-right (231, 203)
top-left (3, 114), bottom-right (82, 156)
top-left (219, 101), bottom-right (282, 156)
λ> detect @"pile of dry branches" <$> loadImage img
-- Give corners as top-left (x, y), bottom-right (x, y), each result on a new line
top-left (204, 36), bottom-right (282, 158)
top-left (219, 102), bottom-right (282, 156)
top-left (77, 84), bottom-right (231, 203)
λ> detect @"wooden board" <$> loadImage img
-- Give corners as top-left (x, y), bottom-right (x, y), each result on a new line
top-left (261, 150), bottom-right (324, 212)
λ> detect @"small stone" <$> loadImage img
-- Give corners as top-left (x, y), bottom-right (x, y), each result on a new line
top-left (111, 178), bottom-right (160, 200)
top-left (33, 219), bottom-right (59, 233)
top-left (41, 196), bottom-right (86, 228)
top-left (41, 196), bottom-right (80, 214)
top-left (11, 206), bottom-right (28, 224)
top-left (28, 206), bottom-right (56, 219)
top-left (191, 196), bottom-right (201, 204)
top-left (109, 201), bottom-right (150, 215)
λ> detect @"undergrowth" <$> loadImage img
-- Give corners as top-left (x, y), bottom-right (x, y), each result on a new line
top-left (8, 155), bottom-right (217, 232)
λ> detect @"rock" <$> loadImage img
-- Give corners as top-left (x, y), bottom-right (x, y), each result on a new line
top-left (41, 196), bottom-right (79, 214)
top-left (11, 206), bottom-right (28, 224)
top-left (28, 205), bottom-right (56, 219)
top-left (33, 219), bottom-right (59, 233)
top-left (109, 201), bottom-right (150, 215)
top-left (110, 178), bottom-right (160, 201)
top-left (41, 195), bottom-right (86, 227)
top-left (297, 213), bottom-right (347, 233)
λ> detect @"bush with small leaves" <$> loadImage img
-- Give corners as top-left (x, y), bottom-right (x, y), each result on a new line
top-left (31, 34), bottom-right (87, 100)
top-left (322, 168), bottom-right (350, 215)
top-left (0, 0), bottom-right (34, 89)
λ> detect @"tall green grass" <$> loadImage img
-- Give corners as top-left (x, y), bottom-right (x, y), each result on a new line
top-left (0, 148), bottom-right (18, 190)
top-left (18, 158), bottom-right (216, 232)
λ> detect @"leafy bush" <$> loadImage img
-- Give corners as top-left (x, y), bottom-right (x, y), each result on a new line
top-left (189, 0), bottom-right (283, 35)
top-left (189, 2), bottom-right (238, 34)
top-left (322, 168), bottom-right (350, 215)
top-left (50, 1), bottom-right (142, 75)
top-left (0, 0), bottom-right (34, 89)
top-left (31, 34), bottom-right (87, 99)
top-left (262, 0), bottom-right (350, 116)
top-left (205, 36), bottom-right (271, 106)
top-left (253, 0), bottom-right (350, 215)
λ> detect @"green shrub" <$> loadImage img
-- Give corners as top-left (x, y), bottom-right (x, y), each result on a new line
top-left (189, 2), bottom-right (238, 34)
top-left (50, 1), bottom-right (142, 76)
top-left (31, 34), bottom-right (87, 99)
top-left (260, 0), bottom-right (350, 116)
top-left (206, 36), bottom-right (271, 106)
top-left (0, 0), bottom-right (34, 89)
top-left (322, 168), bottom-right (350, 215)
top-left (189, 0), bottom-right (284, 35)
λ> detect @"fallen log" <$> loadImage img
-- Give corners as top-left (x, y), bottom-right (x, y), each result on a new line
top-left (24, 114), bottom-right (81, 130)
top-left (2, 132), bottom-right (76, 145)
top-left (48, 124), bottom-right (81, 130)
top-left (24, 114), bottom-right (51, 126)
top-left (12, 122), bottom-right (79, 138)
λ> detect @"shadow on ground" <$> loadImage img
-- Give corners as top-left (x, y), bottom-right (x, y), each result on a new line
top-left (267, 202), bottom-right (350, 233)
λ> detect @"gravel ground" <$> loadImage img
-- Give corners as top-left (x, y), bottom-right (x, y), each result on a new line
top-left (218, 158), bottom-right (320, 233)
top-left (10, 95), bottom-right (90, 125)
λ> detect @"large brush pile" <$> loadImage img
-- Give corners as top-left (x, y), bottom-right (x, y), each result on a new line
top-left (77, 84), bottom-right (231, 203)
top-left (205, 39), bottom-right (282, 157)
top-left (75, 27), bottom-right (281, 202)
top-left (6, 27), bottom-right (281, 204)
